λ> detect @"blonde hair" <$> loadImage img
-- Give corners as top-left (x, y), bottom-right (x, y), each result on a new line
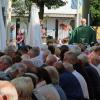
top-left (0, 81), bottom-right (18, 100)
top-left (44, 66), bottom-right (59, 84)
top-left (11, 77), bottom-right (34, 100)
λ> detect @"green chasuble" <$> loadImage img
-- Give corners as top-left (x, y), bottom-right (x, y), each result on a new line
top-left (69, 25), bottom-right (97, 44)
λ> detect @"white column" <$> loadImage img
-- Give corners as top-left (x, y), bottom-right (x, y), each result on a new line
top-left (6, 0), bottom-right (12, 46)
top-left (88, 13), bottom-right (90, 26)
top-left (76, 0), bottom-right (83, 27)
top-left (76, 0), bottom-right (80, 27)
top-left (0, 0), bottom-right (7, 51)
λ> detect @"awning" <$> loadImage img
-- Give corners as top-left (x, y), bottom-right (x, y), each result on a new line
top-left (44, 13), bottom-right (76, 18)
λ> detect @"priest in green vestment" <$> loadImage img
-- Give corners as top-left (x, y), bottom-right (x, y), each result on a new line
top-left (69, 18), bottom-right (97, 45)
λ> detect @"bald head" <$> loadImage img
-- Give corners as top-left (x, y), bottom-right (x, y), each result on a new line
top-left (80, 18), bottom-right (86, 25)
top-left (46, 55), bottom-right (57, 66)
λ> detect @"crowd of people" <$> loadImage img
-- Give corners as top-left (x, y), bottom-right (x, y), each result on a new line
top-left (0, 40), bottom-right (100, 100)
top-left (0, 18), bottom-right (100, 100)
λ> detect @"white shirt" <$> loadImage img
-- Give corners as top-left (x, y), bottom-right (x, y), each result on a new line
top-left (72, 70), bottom-right (89, 99)
top-left (31, 56), bottom-right (43, 67)
top-left (34, 83), bottom-right (60, 100)
top-left (97, 64), bottom-right (100, 71)
top-left (58, 30), bottom-right (69, 40)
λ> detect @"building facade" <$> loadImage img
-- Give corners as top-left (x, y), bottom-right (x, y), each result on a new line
top-left (43, 0), bottom-right (77, 39)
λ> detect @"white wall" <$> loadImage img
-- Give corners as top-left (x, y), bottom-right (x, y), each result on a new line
top-left (44, 0), bottom-right (77, 15)
top-left (44, 17), bottom-right (75, 39)
top-left (46, 18), bottom-right (56, 38)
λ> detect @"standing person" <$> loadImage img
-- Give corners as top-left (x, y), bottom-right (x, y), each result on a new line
top-left (69, 18), bottom-right (97, 45)
top-left (16, 29), bottom-right (25, 48)
top-left (58, 24), bottom-right (70, 44)
top-left (10, 25), bottom-right (16, 46)
top-left (41, 26), bottom-right (47, 44)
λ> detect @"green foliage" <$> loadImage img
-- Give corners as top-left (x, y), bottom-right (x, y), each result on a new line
top-left (12, 0), bottom-right (28, 16)
top-left (89, 0), bottom-right (100, 25)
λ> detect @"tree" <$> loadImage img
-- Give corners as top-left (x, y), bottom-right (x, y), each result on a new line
top-left (12, 0), bottom-right (66, 20)
top-left (12, 0), bottom-right (28, 16)
top-left (89, 0), bottom-right (100, 25)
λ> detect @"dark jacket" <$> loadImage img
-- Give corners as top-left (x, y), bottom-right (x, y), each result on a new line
top-left (73, 64), bottom-right (95, 100)
top-left (59, 71), bottom-right (84, 100)
top-left (85, 64), bottom-right (100, 100)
